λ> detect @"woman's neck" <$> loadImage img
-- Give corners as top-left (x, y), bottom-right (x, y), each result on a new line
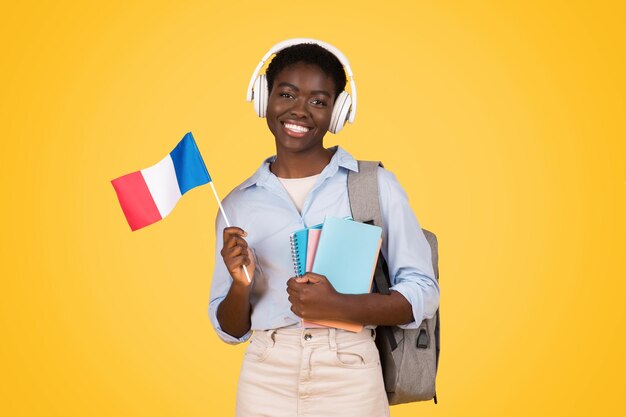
top-left (270, 146), bottom-right (335, 179)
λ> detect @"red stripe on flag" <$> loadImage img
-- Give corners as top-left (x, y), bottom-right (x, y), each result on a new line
top-left (111, 171), bottom-right (162, 231)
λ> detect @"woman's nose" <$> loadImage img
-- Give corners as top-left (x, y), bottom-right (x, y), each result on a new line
top-left (290, 98), bottom-right (309, 118)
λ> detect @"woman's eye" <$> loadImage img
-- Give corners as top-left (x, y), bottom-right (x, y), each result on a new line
top-left (311, 99), bottom-right (327, 106)
top-left (279, 92), bottom-right (294, 99)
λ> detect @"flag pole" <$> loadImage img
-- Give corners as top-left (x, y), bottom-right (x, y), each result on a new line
top-left (209, 181), bottom-right (252, 283)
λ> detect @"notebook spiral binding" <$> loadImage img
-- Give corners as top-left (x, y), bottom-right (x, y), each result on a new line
top-left (289, 234), bottom-right (302, 277)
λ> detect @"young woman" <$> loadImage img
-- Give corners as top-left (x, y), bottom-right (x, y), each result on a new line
top-left (209, 40), bottom-right (439, 417)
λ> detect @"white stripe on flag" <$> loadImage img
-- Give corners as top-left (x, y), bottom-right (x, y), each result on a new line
top-left (141, 154), bottom-right (182, 218)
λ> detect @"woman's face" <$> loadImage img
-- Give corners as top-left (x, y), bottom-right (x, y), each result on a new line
top-left (265, 62), bottom-right (336, 154)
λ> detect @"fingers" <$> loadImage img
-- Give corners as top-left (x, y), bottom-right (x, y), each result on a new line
top-left (286, 276), bottom-right (317, 297)
top-left (219, 227), bottom-right (256, 284)
top-left (298, 273), bottom-right (324, 284)
top-left (287, 274), bottom-right (325, 289)
top-left (286, 278), bottom-right (302, 297)
top-left (223, 226), bottom-right (247, 238)
top-left (227, 255), bottom-right (252, 284)
top-left (224, 241), bottom-right (246, 257)
top-left (233, 247), bottom-right (255, 268)
top-left (231, 253), bottom-right (252, 266)
top-left (222, 242), bottom-right (251, 270)
top-left (286, 285), bottom-right (301, 316)
top-left (223, 227), bottom-right (248, 248)
top-left (221, 227), bottom-right (250, 261)
top-left (286, 282), bottom-right (298, 297)
top-left (287, 277), bottom-right (310, 291)
top-left (304, 274), bottom-right (323, 284)
top-left (225, 236), bottom-right (248, 251)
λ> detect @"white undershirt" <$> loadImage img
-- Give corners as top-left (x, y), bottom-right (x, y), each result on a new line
top-left (278, 174), bottom-right (321, 213)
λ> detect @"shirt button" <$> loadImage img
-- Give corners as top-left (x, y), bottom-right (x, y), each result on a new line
top-left (304, 333), bottom-right (312, 341)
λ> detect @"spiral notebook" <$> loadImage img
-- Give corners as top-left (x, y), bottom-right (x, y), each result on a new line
top-left (289, 228), bottom-right (309, 277)
top-left (289, 223), bottom-right (323, 277)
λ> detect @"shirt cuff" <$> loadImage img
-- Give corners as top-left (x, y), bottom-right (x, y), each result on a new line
top-left (208, 300), bottom-right (252, 344)
top-left (389, 282), bottom-right (424, 330)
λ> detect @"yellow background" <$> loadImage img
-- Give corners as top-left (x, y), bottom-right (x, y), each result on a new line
top-left (1, 1), bottom-right (624, 416)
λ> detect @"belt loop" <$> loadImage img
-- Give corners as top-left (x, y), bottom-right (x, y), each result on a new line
top-left (267, 329), bottom-right (276, 347)
top-left (328, 328), bottom-right (337, 351)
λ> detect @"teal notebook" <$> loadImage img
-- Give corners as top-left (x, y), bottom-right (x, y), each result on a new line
top-left (305, 216), bottom-right (383, 332)
top-left (312, 216), bottom-right (383, 294)
top-left (289, 223), bottom-right (323, 277)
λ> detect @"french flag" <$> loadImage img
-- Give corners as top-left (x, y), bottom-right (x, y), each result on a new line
top-left (111, 132), bottom-right (211, 231)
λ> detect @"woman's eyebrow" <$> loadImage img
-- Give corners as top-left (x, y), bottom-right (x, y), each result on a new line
top-left (277, 82), bottom-right (331, 97)
top-left (311, 90), bottom-right (331, 97)
top-left (278, 82), bottom-right (299, 91)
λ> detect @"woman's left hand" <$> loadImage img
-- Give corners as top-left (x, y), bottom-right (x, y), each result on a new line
top-left (286, 273), bottom-right (342, 320)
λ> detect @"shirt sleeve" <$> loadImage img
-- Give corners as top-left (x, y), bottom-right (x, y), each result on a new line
top-left (377, 167), bottom-right (440, 329)
top-left (208, 199), bottom-right (252, 344)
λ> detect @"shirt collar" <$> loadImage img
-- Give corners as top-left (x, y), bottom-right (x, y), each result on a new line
top-left (238, 146), bottom-right (359, 190)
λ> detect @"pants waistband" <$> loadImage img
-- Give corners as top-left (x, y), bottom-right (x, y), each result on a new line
top-left (252, 327), bottom-right (375, 349)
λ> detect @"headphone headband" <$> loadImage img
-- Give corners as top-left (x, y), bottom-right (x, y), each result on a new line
top-left (245, 38), bottom-right (357, 124)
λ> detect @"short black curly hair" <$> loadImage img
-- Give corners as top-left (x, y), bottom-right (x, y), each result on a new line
top-left (265, 43), bottom-right (347, 100)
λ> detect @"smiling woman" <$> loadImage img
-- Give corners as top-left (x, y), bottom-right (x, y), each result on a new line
top-left (208, 39), bottom-right (439, 417)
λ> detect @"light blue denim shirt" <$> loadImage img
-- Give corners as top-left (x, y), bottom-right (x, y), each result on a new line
top-left (208, 146), bottom-right (440, 344)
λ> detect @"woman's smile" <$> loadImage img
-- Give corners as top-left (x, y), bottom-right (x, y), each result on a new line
top-left (281, 120), bottom-right (313, 137)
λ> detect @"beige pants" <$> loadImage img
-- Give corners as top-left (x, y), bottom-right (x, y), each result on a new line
top-left (236, 327), bottom-right (390, 417)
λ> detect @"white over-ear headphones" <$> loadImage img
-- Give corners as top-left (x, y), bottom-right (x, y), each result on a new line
top-left (246, 38), bottom-right (357, 134)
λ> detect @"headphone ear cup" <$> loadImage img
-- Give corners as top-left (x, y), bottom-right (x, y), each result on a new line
top-left (253, 74), bottom-right (269, 118)
top-left (328, 91), bottom-right (352, 134)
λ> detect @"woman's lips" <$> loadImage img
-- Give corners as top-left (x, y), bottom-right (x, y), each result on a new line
top-left (282, 121), bottom-right (312, 138)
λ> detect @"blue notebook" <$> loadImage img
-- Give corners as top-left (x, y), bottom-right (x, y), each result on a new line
top-left (312, 216), bottom-right (383, 294)
top-left (304, 216), bottom-right (383, 332)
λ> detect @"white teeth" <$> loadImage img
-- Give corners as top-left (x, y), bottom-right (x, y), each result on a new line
top-left (284, 123), bottom-right (310, 133)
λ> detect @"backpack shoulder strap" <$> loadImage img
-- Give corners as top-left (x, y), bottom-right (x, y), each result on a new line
top-left (347, 160), bottom-right (384, 228)
top-left (421, 229), bottom-right (439, 280)
top-left (347, 161), bottom-right (390, 296)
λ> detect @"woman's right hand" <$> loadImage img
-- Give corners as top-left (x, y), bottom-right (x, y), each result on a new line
top-left (220, 226), bottom-right (255, 286)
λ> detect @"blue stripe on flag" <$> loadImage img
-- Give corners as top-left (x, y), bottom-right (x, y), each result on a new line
top-left (169, 132), bottom-right (211, 194)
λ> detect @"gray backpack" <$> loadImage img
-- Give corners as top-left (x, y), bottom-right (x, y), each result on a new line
top-left (347, 161), bottom-right (440, 405)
